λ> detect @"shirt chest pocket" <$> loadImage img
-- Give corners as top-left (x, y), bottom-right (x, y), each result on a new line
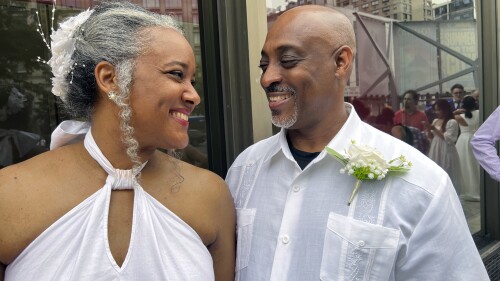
top-left (236, 208), bottom-right (256, 274)
top-left (320, 213), bottom-right (400, 281)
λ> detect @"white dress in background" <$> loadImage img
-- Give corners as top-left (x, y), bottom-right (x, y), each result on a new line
top-left (456, 111), bottom-right (481, 201)
top-left (428, 118), bottom-right (463, 194)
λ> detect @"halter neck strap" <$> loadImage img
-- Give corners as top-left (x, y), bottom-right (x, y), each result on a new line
top-left (84, 129), bottom-right (147, 190)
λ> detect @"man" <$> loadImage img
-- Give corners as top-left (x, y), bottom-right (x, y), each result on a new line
top-left (393, 90), bottom-right (429, 131)
top-left (471, 105), bottom-right (500, 182)
top-left (226, 5), bottom-right (487, 280)
top-left (451, 83), bottom-right (465, 113)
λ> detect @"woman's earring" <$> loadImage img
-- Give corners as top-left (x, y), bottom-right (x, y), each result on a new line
top-left (108, 91), bottom-right (117, 101)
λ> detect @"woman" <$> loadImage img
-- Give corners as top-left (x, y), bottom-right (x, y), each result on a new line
top-left (455, 95), bottom-right (481, 201)
top-left (0, 2), bottom-right (235, 280)
top-left (426, 99), bottom-right (463, 194)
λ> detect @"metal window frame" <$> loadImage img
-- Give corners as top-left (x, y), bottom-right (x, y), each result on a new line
top-left (198, 0), bottom-right (253, 177)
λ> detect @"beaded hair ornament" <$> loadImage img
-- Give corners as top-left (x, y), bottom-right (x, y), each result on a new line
top-left (35, 0), bottom-right (93, 102)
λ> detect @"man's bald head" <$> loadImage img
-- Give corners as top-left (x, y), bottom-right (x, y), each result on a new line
top-left (272, 5), bottom-right (356, 57)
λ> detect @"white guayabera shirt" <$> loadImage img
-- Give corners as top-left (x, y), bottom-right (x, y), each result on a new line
top-left (226, 103), bottom-right (488, 281)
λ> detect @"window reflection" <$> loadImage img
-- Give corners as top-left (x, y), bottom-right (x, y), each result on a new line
top-left (0, 2), bottom-right (52, 168)
top-left (0, 0), bottom-right (208, 169)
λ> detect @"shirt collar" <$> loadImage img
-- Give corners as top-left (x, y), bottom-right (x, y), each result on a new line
top-left (324, 102), bottom-right (363, 154)
top-left (269, 102), bottom-right (362, 163)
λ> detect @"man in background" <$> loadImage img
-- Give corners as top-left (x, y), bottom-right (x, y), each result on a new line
top-left (451, 83), bottom-right (465, 113)
top-left (393, 89), bottom-right (429, 131)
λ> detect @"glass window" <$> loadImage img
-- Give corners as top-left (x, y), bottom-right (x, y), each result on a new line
top-left (166, 0), bottom-right (182, 9)
top-left (143, 0), bottom-right (159, 9)
top-left (0, 0), bottom-right (208, 169)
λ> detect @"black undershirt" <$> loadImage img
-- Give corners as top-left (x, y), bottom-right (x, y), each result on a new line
top-left (286, 133), bottom-right (320, 170)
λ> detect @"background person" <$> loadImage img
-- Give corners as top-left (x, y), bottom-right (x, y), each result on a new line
top-left (455, 96), bottom-right (481, 201)
top-left (450, 83), bottom-right (465, 113)
top-left (373, 106), bottom-right (394, 134)
top-left (0, 2), bottom-right (235, 280)
top-left (425, 99), bottom-right (463, 194)
top-left (391, 124), bottom-right (429, 154)
top-left (393, 89), bottom-right (428, 131)
top-left (471, 89), bottom-right (480, 109)
top-left (472, 105), bottom-right (500, 182)
top-left (226, 5), bottom-right (487, 281)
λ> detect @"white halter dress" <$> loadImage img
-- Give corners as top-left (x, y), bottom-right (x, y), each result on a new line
top-left (5, 121), bottom-right (214, 281)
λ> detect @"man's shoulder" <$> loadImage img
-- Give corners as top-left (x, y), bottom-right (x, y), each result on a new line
top-left (361, 123), bottom-right (446, 195)
top-left (230, 133), bottom-right (281, 168)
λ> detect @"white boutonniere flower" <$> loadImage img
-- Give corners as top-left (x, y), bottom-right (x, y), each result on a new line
top-left (326, 140), bottom-right (412, 205)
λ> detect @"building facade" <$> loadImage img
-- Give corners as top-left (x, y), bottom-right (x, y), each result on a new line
top-left (333, 0), bottom-right (434, 21)
top-left (434, 0), bottom-right (475, 21)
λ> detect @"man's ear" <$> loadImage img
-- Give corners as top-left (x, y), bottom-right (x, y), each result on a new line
top-left (334, 46), bottom-right (354, 80)
top-left (95, 61), bottom-right (118, 96)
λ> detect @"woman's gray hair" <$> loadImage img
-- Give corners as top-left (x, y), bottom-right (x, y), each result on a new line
top-left (62, 1), bottom-right (183, 169)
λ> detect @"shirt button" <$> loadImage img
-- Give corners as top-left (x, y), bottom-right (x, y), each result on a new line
top-left (358, 240), bottom-right (365, 247)
top-left (282, 235), bottom-right (290, 244)
top-left (293, 185), bottom-right (300, 192)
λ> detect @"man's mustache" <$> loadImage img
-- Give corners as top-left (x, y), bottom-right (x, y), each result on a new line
top-left (265, 83), bottom-right (296, 94)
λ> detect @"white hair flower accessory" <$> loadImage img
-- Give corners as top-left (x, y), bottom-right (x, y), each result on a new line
top-left (46, 9), bottom-right (93, 101)
top-left (327, 140), bottom-right (412, 205)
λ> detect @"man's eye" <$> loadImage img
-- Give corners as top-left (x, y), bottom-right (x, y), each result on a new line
top-left (258, 63), bottom-right (268, 72)
top-left (281, 60), bottom-right (298, 68)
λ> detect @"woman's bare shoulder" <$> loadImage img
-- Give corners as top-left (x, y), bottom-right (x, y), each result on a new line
top-left (0, 143), bottom-right (106, 263)
top-left (0, 149), bottom-right (57, 192)
top-left (181, 160), bottom-right (226, 188)
top-left (147, 151), bottom-right (231, 210)
top-left (150, 152), bottom-right (235, 246)
top-left (0, 143), bottom-right (88, 189)
top-left (0, 144), bottom-right (96, 218)
top-left (153, 151), bottom-right (227, 190)
top-left (0, 149), bottom-right (65, 263)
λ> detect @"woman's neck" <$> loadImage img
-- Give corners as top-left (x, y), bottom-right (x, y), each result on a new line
top-left (90, 120), bottom-right (155, 170)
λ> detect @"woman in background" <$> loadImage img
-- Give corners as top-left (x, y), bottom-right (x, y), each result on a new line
top-left (426, 99), bottom-right (463, 194)
top-left (456, 95), bottom-right (481, 201)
